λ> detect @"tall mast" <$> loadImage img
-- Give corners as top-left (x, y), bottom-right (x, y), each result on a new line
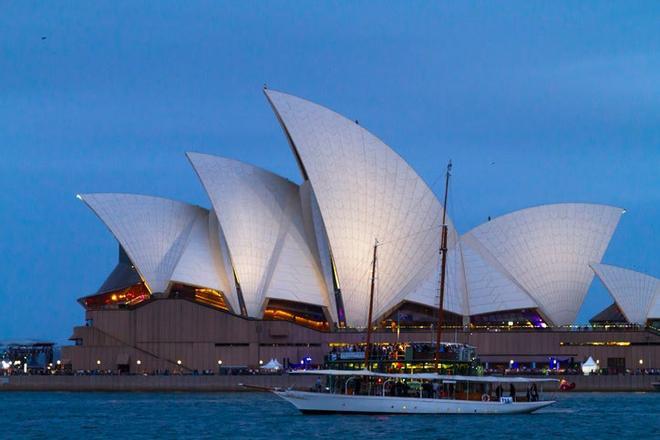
top-left (435, 161), bottom-right (452, 367)
top-left (364, 239), bottom-right (378, 371)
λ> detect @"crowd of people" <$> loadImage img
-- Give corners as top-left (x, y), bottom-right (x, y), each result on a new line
top-left (485, 366), bottom-right (660, 376)
top-left (328, 343), bottom-right (404, 360)
top-left (330, 377), bottom-right (543, 402)
top-left (328, 342), bottom-right (474, 362)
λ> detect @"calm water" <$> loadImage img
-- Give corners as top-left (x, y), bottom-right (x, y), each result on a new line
top-left (3, 392), bottom-right (658, 439)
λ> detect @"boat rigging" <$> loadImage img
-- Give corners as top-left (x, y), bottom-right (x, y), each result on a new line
top-left (364, 239), bottom-right (379, 370)
top-left (435, 160), bottom-right (452, 367)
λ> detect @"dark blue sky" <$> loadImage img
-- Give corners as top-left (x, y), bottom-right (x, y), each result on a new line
top-left (1, 1), bottom-right (658, 343)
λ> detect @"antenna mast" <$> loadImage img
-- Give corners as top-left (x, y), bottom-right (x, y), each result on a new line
top-left (364, 239), bottom-right (378, 371)
top-left (434, 161), bottom-right (452, 367)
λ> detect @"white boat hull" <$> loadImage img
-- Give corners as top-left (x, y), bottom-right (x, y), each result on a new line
top-left (274, 390), bottom-right (555, 415)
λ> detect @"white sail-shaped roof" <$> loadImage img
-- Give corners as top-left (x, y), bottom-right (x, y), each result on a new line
top-left (187, 153), bottom-right (332, 318)
top-left (299, 181), bottom-right (338, 320)
top-left (79, 193), bottom-right (202, 294)
top-left (463, 204), bottom-right (623, 325)
top-left (170, 210), bottom-right (240, 313)
top-left (650, 295), bottom-right (660, 321)
top-left (402, 241), bottom-right (468, 317)
top-left (590, 263), bottom-right (660, 324)
top-left (461, 234), bottom-right (538, 316)
top-left (265, 89), bottom-right (455, 327)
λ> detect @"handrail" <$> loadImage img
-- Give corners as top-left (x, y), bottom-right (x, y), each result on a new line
top-left (345, 376), bottom-right (358, 395)
top-left (382, 378), bottom-right (394, 396)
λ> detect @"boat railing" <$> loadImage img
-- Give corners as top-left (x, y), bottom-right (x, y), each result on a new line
top-left (344, 376), bottom-right (358, 395)
top-left (381, 378), bottom-right (395, 396)
top-left (326, 376), bottom-right (550, 402)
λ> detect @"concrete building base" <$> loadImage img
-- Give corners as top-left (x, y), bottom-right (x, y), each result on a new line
top-left (62, 299), bottom-right (660, 374)
top-left (1, 374), bottom-right (658, 392)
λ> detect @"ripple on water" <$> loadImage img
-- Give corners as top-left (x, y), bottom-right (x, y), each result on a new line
top-left (2, 391), bottom-right (658, 439)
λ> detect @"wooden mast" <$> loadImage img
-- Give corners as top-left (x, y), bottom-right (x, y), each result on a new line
top-left (364, 239), bottom-right (378, 371)
top-left (434, 161), bottom-right (452, 367)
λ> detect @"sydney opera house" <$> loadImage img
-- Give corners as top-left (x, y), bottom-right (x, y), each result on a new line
top-left (62, 89), bottom-right (660, 373)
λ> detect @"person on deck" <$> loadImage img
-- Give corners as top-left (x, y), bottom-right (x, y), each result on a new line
top-left (531, 383), bottom-right (539, 401)
top-left (509, 384), bottom-right (516, 401)
top-left (421, 381), bottom-right (429, 398)
top-left (495, 384), bottom-right (503, 399)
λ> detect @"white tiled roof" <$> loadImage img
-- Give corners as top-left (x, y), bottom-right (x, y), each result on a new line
top-left (463, 204), bottom-right (623, 325)
top-left (591, 263), bottom-right (660, 324)
top-left (187, 153), bottom-right (332, 319)
top-left (461, 234), bottom-right (538, 316)
top-left (265, 89), bottom-right (455, 327)
top-left (79, 193), bottom-right (202, 294)
top-left (170, 210), bottom-right (239, 313)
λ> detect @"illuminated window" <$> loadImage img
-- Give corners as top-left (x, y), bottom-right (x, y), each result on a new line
top-left (79, 283), bottom-right (150, 310)
top-left (263, 299), bottom-right (329, 331)
top-left (169, 283), bottom-right (230, 311)
top-left (560, 341), bottom-right (632, 347)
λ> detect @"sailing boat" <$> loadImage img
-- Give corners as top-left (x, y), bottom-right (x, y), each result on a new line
top-left (273, 162), bottom-right (558, 414)
top-left (273, 370), bottom-right (556, 414)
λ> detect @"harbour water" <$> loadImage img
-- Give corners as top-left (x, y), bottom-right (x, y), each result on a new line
top-left (4, 392), bottom-right (658, 439)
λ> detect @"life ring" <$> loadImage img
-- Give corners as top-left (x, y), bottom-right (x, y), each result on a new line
top-left (481, 394), bottom-right (490, 402)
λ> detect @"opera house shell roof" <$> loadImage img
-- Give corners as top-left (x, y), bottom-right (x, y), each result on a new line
top-left (590, 263), bottom-right (660, 325)
top-left (78, 89), bottom-right (636, 329)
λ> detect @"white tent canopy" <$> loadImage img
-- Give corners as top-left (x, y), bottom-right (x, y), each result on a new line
top-left (582, 356), bottom-right (598, 375)
top-left (261, 359), bottom-right (283, 370)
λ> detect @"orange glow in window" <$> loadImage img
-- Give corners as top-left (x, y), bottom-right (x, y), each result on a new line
top-left (264, 308), bottom-right (329, 331)
top-left (81, 283), bottom-right (150, 309)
